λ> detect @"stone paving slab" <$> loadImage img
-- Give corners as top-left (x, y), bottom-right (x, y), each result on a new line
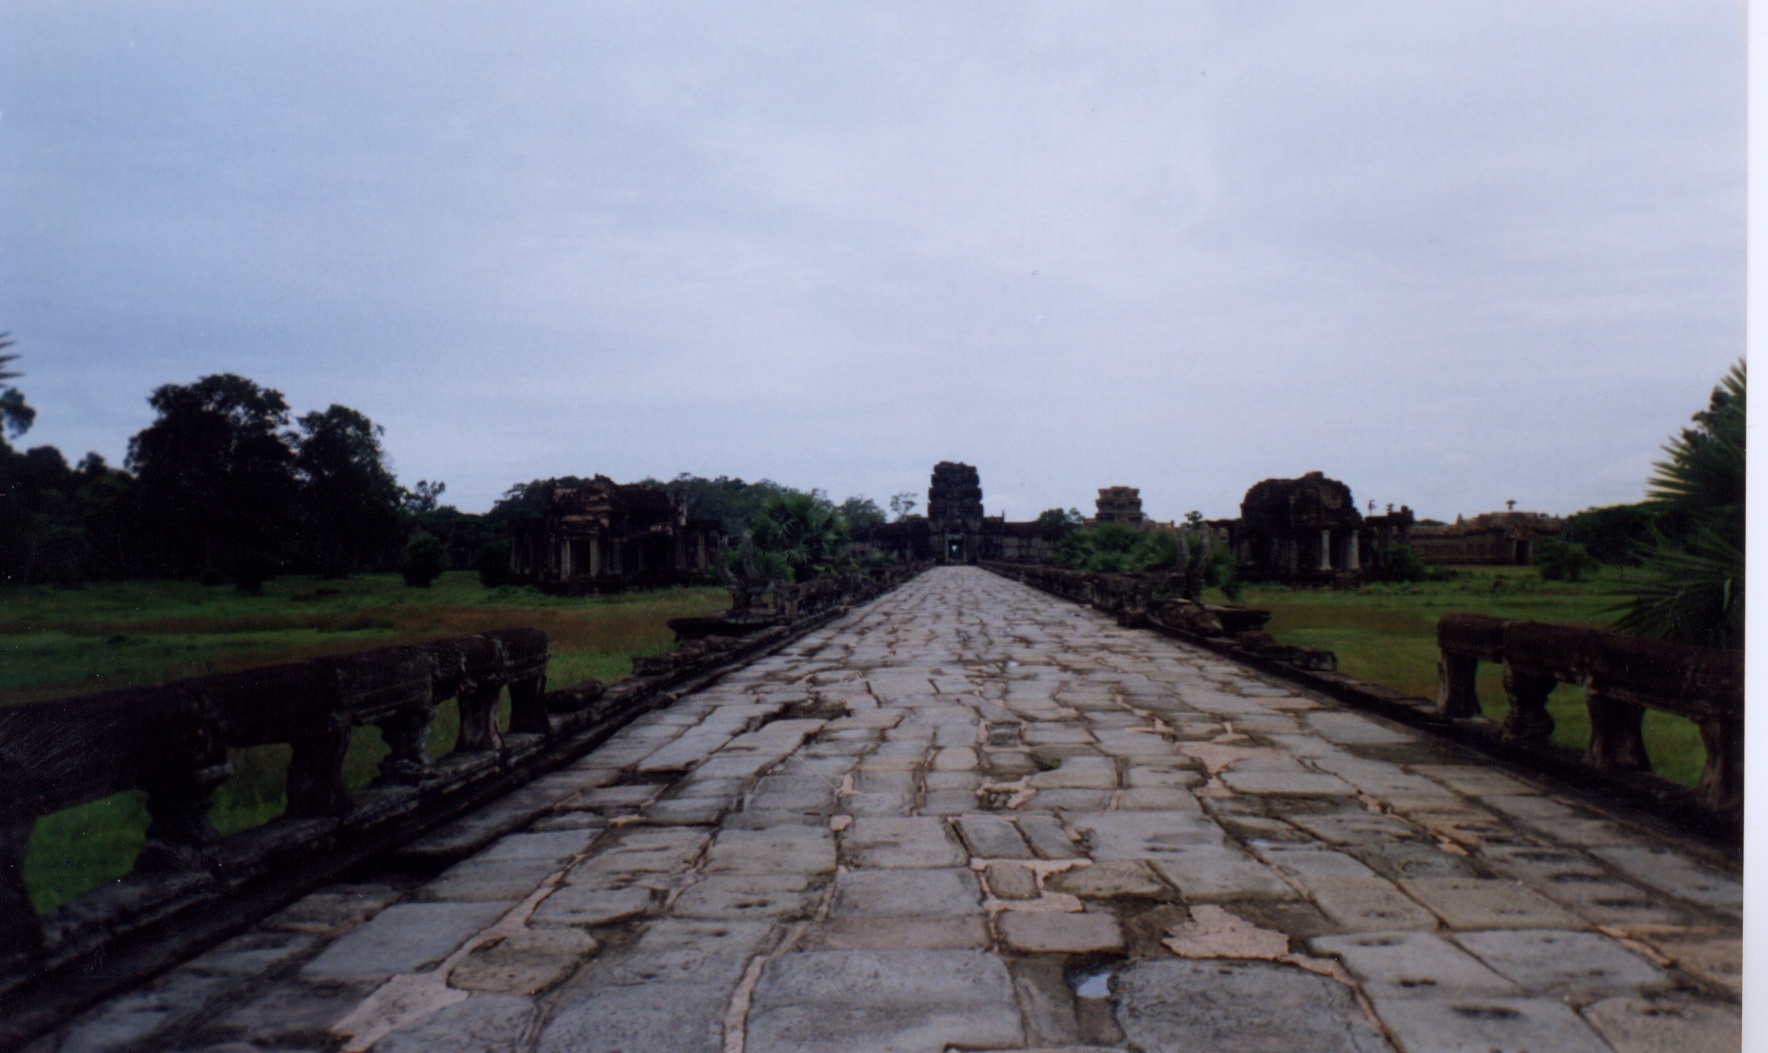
top-left (36, 567), bottom-right (1744, 1053)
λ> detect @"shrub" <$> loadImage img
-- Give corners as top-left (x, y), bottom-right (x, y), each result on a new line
top-left (400, 531), bottom-right (448, 588)
top-left (1378, 545), bottom-right (1431, 583)
top-left (1535, 537), bottom-right (1599, 582)
top-left (475, 539), bottom-right (511, 587)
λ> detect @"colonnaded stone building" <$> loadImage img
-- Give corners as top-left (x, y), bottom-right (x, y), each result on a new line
top-left (854, 462), bottom-right (1078, 564)
top-left (1228, 471), bottom-right (1414, 584)
top-left (507, 476), bottom-right (723, 593)
top-left (1409, 509), bottom-right (1563, 565)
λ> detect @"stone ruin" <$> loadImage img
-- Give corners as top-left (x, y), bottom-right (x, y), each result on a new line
top-left (506, 476), bottom-right (723, 593)
top-left (1228, 471), bottom-right (1414, 585)
top-left (1091, 486), bottom-right (1147, 526)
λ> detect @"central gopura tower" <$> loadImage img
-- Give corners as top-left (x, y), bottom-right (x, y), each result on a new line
top-left (927, 461), bottom-right (985, 563)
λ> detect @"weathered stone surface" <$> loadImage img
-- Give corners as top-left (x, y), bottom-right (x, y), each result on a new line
top-left (983, 861), bottom-right (1041, 900)
top-left (833, 867), bottom-right (981, 917)
top-left (259, 884), bottom-right (403, 936)
top-left (1589, 846), bottom-right (1743, 915)
top-left (1045, 860), bottom-right (1169, 901)
top-left (1064, 812), bottom-right (1222, 859)
top-left (1581, 996), bottom-right (1742, 1053)
top-left (704, 826), bottom-right (836, 874)
top-left (670, 873), bottom-right (821, 921)
top-left (529, 884), bottom-right (654, 927)
top-left (415, 857), bottom-right (563, 902)
top-left (1148, 846), bottom-right (1296, 903)
top-left (798, 916), bottom-right (992, 951)
top-left (302, 901), bottom-right (512, 979)
top-left (953, 814), bottom-right (1035, 859)
top-left (1451, 929), bottom-right (1669, 996)
top-left (996, 911), bottom-right (1125, 954)
top-left (843, 817), bottom-right (966, 868)
top-left (450, 928), bottom-right (598, 993)
top-left (745, 950), bottom-right (1023, 1053)
top-left (1305, 878), bottom-right (1440, 932)
top-left (1366, 993), bottom-right (1613, 1053)
top-left (1114, 960), bottom-right (1390, 1053)
top-left (1397, 877), bottom-right (1587, 930)
top-left (374, 993), bottom-right (538, 1053)
top-left (1310, 931), bottom-right (1517, 996)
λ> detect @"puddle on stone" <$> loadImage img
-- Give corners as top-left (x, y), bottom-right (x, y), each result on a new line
top-left (1071, 968), bottom-right (1113, 998)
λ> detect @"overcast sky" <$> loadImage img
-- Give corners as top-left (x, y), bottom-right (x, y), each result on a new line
top-left (0, 2), bottom-right (1745, 522)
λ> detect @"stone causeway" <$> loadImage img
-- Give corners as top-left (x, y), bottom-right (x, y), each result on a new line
top-left (30, 567), bottom-right (1742, 1053)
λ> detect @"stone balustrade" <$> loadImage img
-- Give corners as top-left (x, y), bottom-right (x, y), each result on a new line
top-left (0, 560), bottom-right (927, 1043)
top-left (1437, 613), bottom-right (1743, 817)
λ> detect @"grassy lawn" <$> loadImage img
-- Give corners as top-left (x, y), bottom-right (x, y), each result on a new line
top-left (5, 572), bottom-right (728, 912)
top-left (1205, 565), bottom-right (1707, 788)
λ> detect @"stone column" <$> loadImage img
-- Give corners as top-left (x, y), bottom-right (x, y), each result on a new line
top-left (1319, 529), bottom-right (1332, 571)
top-left (1347, 533), bottom-right (1361, 571)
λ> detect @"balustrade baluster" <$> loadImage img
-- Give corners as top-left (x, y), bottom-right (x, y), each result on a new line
top-left (1583, 681), bottom-right (1649, 774)
top-left (1698, 716), bottom-right (1742, 813)
top-left (1436, 654), bottom-right (1481, 719)
top-left (1500, 664), bottom-right (1557, 744)
top-left (455, 683), bottom-right (505, 752)
top-left (0, 820), bottom-right (43, 968)
top-left (375, 702), bottom-right (436, 786)
top-left (286, 716), bottom-right (353, 818)
top-left (136, 759), bottom-right (231, 873)
top-left (507, 675), bottom-right (551, 736)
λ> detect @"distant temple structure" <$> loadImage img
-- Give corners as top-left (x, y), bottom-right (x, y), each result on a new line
top-left (1090, 487), bottom-right (1147, 526)
top-left (855, 462), bottom-right (1076, 564)
top-left (507, 476), bottom-right (723, 593)
top-left (1409, 510), bottom-right (1562, 565)
top-left (1228, 471), bottom-right (1413, 584)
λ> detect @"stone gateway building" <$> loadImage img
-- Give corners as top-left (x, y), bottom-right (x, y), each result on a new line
top-left (1229, 471), bottom-right (1414, 584)
top-left (507, 476), bottom-right (723, 593)
top-left (857, 462), bottom-right (1075, 565)
top-left (1409, 510), bottom-right (1563, 565)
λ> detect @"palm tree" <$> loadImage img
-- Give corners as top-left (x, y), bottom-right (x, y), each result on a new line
top-left (750, 491), bottom-right (851, 581)
top-left (0, 332), bottom-right (35, 440)
top-left (1614, 361), bottom-right (1744, 649)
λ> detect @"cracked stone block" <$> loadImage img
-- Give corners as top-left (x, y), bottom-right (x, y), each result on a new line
top-left (260, 884), bottom-right (404, 937)
top-left (568, 827), bottom-right (708, 880)
top-left (983, 861), bottom-right (1041, 900)
top-left (954, 814), bottom-right (1035, 858)
top-left (671, 873), bottom-right (821, 921)
top-left (997, 911), bottom-right (1125, 954)
top-left (1218, 769), bottom-right (1357, 796)
top-left (1305, 878), bottom-right (1440, 932)
top-left (703, 826), bottom-right (836, 875)
top-left (1148, 846), bottom-right (1297, 903)
top-left (1588, 847), bottom-right (1743, 915)
top-left (1410, 764), bottom-right (1537, 797)
top-left (642, 796), bottom-right (737, 825)
top-left (369, 993), bottom-right (541, 1053)
top-left (536, 981), bottom-right (724, 1053)
top-left (932, 747), bottom-right (979, 771)
top-left (213, 978), bottom-right (379, 1046)
top-left (183, 931), bottom-right (321, 977)
top-left (1581, 996), bottom-right (1741, 1053)
top-left (1397, 878), bottom-right (1587, 930)
top-left (451, 928), bottom-right (598, 994)
top-left (918, 788), bottom-right (982, 814)
top-left (833, 867), bottom-right (981, 917)
top-left (1285, 809), bottom-right (1421, 846)
top-left (844, 817), bottom-right (966, 868)
top-left (1367, 993), bottom-right (1613, 1053)
top-left (1065, 812), bottom-right (1223, 859)
top-left (302, 901), bottom-right (513, 980)
top-left (1046, 860), bottom-right (1170, 901)
top-left (1645, 933), bottom-right (1739, 995)
top-left (744, 950), bottom-right (1023, 1053)
top-left (1114, 959), bottom-right (1390, 1053)
top-left (798, 916), bottom-right (994, 951)
top-left (415, 856), bottom-right (565, 902)
top-left (41, 968), bottom-right (235, 1053)
top-left (529, 884), bottom-right (655, 928)
top-left (1309, 931), bottom-right (1518, 997)
top-left (1452, 929), bottom-right (1669, 996)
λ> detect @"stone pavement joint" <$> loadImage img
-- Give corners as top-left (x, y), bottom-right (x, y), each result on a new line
top-left (32, 567), bottom-right (1742, 1053)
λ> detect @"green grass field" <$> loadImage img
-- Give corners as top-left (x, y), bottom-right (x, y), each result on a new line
top-left (4, 572), bottom-right (728, 912)
top-left (1206, 565), bottom-right (1706, 787)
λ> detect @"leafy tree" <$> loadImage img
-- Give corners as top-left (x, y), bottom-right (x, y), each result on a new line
top-left (1534, 537), bottom-right (1599, 582)
top-left (400, 531), bottom-right (448, 587)
top-left (295, 405), bottom-right (404, 577)
top-left (403, 479), bottom-right (447, 513)
top-left (476, 539), bottom-right (512, 586)
top-left (127, 374), bottom-right (299, 587)
top-left (1034, 507), bottom-right (1083, 528)
top-left (750, 490), bottom-right (851, 581)
top-left (888, 492), bottom-right (919, 522)
top-left (839, 496), bottom-right (886, 529)
top-left (0, 333), bottom-right (36, 440)
top-left (1616, 362), bottom-right (1745, 648)
top-left (1563, 503), bottom-right (1659, 567)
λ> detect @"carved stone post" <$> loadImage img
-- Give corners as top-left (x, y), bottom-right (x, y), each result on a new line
top-left (287, 716), bottom-right (354, 818)
top-left (136, 759), bottom-right (232, 873)
top-left (375, 703), bottom-right (436, 786)
top-left (1347, 533), bottom-right (1361, 572)
top-left (1582, 681), bottom-right (1649, 775)
top-left (1319, 529), bottom-right (1333, 571)
top-left (1697, 715), bottom-right (1742, 814)
top-left (1500, 663), bottom-right (1557, 745)
top-left (0, 819), bottom-right (44, 969)
top-left (507, 675), bottom-right (551, 736)
top-left (455, 683), bottom-right (505, 752)
top-left (1436, 653), bottom-right (1481, 719)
